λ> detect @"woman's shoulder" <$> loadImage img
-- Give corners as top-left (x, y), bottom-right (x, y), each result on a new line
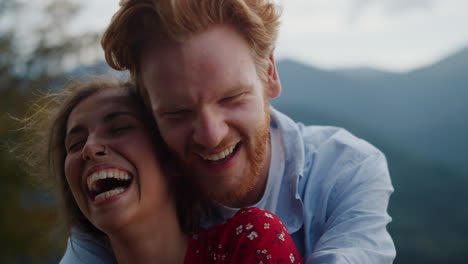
top-left (231, 207), bottom-right (285, 223)
top-left (185, 207), bottom-right (303, 263)
top-left (226, 207), bottom-right (288, 233)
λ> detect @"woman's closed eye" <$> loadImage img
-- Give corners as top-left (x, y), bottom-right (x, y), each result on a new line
top-left (67, 139), bottom-right (85, 153)
top-left (108, 113), bottom-right (141, 136)
top-left (110, 125), bottom-right (135, 136)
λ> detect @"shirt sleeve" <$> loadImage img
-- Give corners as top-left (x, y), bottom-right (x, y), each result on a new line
top-left (59, 229), bottom-right (116, 264)
top-left (306, 152), bottom-right (395, 264)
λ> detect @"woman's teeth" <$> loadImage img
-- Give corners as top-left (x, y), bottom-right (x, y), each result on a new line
top-left (87, 169), bottom-right (131, 192)
top-left (94, 187), bottom-right (125, 202)
top-left (86, 169), bottom-right (132, 201)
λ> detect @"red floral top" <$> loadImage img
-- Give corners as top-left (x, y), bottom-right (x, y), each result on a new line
top-left (184, 207), bottom-right (304, 264)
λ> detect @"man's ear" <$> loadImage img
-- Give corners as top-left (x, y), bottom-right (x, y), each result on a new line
top-left (265, 54), bottom-right (281, 99)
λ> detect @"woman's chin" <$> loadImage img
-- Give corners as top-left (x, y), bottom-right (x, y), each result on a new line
top-left (85, 186), bottom-right (139, 234)
top-left (92, 215), bottom-right (132, 236)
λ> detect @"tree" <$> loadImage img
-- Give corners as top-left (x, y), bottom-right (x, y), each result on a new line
top-left (0, 0), bottom-right (102, 262)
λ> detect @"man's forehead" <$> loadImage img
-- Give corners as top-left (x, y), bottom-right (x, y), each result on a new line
top-left (141, 25), bottom-right (252, 69)
top-left (140, 25), bottom-right (261, 109)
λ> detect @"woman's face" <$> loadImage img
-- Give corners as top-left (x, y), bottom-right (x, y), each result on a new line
top-left (64, 88), bottom-right (169, 233)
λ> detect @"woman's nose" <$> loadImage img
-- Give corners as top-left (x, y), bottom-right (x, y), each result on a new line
top-left (82, 143), bottom-right (107, 161)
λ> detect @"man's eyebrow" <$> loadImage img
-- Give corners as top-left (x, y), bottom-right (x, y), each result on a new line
top-left (226, 84), bottom-right (251, 95)
top-left (156, 103), bottom-right (189, 113)
top-left (156, 85), bottom-right (251, 113)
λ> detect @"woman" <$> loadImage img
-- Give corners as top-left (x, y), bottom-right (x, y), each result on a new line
top-left (19, 77), bottom-right (303, 263)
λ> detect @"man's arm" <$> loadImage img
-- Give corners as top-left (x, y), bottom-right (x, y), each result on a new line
top-left (59, 229), bottom-right (116, 264)
top-left (306, 151), bottom-right (395, 263)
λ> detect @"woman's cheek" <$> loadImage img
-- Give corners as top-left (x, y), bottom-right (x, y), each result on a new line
top-left (64, 155), bottom-right (84, 199)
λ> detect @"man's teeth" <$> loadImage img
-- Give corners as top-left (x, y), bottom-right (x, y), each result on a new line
top-left (94, 187), bottom-right (125, 202)
top-left (201, 145), bottom-right (236, 161)
top-left (87, 169), bottom-right (131, 193)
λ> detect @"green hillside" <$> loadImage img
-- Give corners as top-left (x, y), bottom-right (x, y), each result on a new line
top-left (273, 47), bottom-right (468, 263)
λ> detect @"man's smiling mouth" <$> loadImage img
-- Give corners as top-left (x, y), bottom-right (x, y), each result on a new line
top-left (197, 143), bottom-right (240, 164)
top-left (86, 168), bottom-right (133, 202)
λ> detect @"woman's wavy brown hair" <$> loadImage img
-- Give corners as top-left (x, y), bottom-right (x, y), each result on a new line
top-left (101, 0), bottom-right (281, 106)
top-left (16, 76), bottom-right (202, 247)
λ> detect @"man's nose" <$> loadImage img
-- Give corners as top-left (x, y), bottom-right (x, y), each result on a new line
top-left (82, 141), bottom-right (107, 161)
top-left (192, 108), bottom-right (228, 149)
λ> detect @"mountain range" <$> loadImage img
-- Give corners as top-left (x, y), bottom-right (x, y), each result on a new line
top-left (273, 47), bottom-right (468, 263)
top-left (273, 46), bottom-right (468, 170)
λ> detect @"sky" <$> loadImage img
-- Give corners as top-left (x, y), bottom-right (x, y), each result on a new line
top-left (73, 0), bottom-right (468, 72)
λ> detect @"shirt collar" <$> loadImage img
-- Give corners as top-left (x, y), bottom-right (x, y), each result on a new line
top-left (269, 107), bottom-right (304, 233)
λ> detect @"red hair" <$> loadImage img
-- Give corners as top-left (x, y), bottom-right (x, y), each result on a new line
top-left (102, 0), bottom-right (281, 98)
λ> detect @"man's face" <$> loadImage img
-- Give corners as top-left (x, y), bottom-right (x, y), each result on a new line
top-left (140, 25), bottom-right (281, 207)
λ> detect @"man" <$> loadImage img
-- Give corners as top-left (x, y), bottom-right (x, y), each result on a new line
top-left (61, 0), bottom-right (395, 263)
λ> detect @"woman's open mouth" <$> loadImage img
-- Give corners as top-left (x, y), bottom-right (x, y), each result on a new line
top-left (86, 168), bottom-right (133, 202)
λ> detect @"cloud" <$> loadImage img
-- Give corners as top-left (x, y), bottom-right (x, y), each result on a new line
top-left (276, 0), bottom-right (468, 71)
top-left (382, 0), bottom-right (436, 13)
top-left (349, 0), bottom-right (437, 23)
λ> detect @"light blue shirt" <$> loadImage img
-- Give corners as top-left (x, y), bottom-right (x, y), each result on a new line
top-left (60, 107), bottom-right (396, 263)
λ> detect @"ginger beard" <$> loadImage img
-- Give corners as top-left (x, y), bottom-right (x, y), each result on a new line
top-left (181, 102), bottom-right (271, 207)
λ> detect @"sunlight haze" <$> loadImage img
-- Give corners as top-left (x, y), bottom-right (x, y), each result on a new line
top-left (79, 0), bottom-right (468, 72)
